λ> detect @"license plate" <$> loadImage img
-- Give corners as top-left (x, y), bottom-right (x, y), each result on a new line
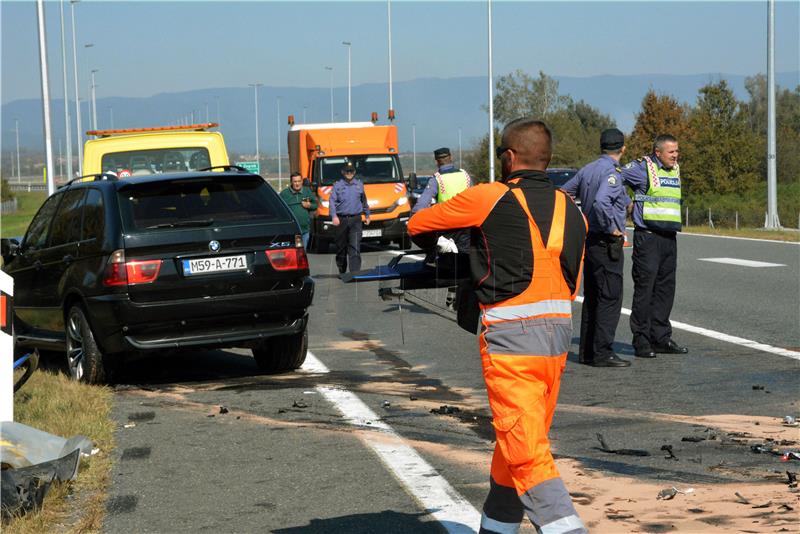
top-left (362, 229), bottom-right (382, 238)
top-left (182, 255), bottom-right (247, 276)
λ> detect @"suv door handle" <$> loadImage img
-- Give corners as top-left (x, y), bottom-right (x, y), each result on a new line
top-left (62, 254), bottom-right (74, 264)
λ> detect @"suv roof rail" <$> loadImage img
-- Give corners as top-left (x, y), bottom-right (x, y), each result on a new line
top-left (198, 165), bottom-right (251, 173)
top-left (60, 172), bottom-right (120, 189)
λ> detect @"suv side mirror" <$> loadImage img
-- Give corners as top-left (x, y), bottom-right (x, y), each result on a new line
top-left (1, 238), bottom-right (20, 264)
top-left (408, 172), bottom-right (417, 191)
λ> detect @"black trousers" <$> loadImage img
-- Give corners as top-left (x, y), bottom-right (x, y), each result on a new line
top-left (335, 215), bottom-right (363, 273)
top-left (579, 233), bottom-right (624, 363)
top-left (630, 228), bottom-right (677, 350)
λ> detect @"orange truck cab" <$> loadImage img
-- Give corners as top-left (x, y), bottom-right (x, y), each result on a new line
top-left (287, 120), bottom-right (410, 251)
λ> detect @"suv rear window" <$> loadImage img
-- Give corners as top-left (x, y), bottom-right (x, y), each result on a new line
top-left (102, 147), bottom-right (211, 176)
top-left (118, 176), bottom-right (289, 231)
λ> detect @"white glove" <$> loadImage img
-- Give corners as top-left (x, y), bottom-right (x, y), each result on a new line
top-left (436, 236), bottom-right (458, 254)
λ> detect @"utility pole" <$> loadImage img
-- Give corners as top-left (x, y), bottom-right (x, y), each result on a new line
top-left (109, 106), bottom-right (113, 129)
top-left (215, 96), bottom-right (221, 125)
top-left (69, 1), bottom-right (83, 175)
top-left (37, 0), bottom-right (56, 195)
top-left (15, 119), bottom-right (21, 182)
top-left (59, 0), bottom-right (73, 179)
top-left (277, 96), bottom-right (282, 190)
top-left (487, 0), bottom-right (495, 183)
top-left (249, 83), bottom-right (263, 168)
top-left (342, 42), bottom-right (352, 122)
top-left (458, 127), bottom-right (463, 169)
top-left (387, 0), bottom-right (394, 120)
top-left (765, 0), bottom-right (780, 228)
top-left (325, 66), bottom-right (334, 122)
top-left (412, 124), bottom-right (417, 174)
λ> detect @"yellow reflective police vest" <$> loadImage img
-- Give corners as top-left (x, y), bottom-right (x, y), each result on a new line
top-left (435, 170), bottom-right (471, 203)
top-left (637, 156), bottom-right (682, 232)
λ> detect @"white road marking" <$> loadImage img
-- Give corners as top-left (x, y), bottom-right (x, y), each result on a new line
top-left (574, 296), bottom-right (800, 361)
top-left (698, 257), bottom-right (786, 268)
top-left (302, 351), bottom-right (481, 533)
top-left (678, 231), bottom-right (800, 245)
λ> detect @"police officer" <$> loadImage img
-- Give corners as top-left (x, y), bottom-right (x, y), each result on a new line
top-left (621, 134), bottom-right (688, 359)
top-left (330, 161), bottom-right (370, 274)
top-left (562, 128), bottom-right (631, 367)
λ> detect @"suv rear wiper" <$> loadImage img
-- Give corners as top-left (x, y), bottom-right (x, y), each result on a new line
top-left (146, 218), bottom-right (215, 229)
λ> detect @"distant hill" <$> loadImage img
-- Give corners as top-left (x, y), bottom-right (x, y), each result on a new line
top-left (3, 71), bottom-right (798, 156)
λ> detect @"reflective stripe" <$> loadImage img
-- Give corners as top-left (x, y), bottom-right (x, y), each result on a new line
top-left (634, 194), bottom-right (681, 204)
top-left (483, 300), bottom-right (571, 322)
top-left (480, 514), bottom-right (520, 534)
top-left (539, 514), bottom-right (586, 534)
top-left (484, 317), bottom-right (572, 356)
top-left (643, 207), bottom-right (681, 217)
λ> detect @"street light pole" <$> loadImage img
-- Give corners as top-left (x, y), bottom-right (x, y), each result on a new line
top-left (387, 0), bottom-right (393, 119)
top-left (109, 106), bottom-right (113, 129)
top-left (342, 41), bottom-right (351, 122)
top-left (69, 0), bottom-right (83, 175)
top-left (249, 83), bottom-right (263, 167)
top-left (15, 119), bottom-right (21, 182)
top-left (59, 0), bottom-right (73, 179)
top-left (277, 96), bottom-right (282, 189)
top-left (765, 0), bottom-right (780, 228)
top-left (487, 0), bottom-right (495, 183)
top-left (325, 66), bottom-right (334, 122)
top-left (215, 96), bottom-right (221, 125)
top-left (458, 127), bottom-right (463, 169)
top-left (303, 105), bottom-right (307, 123)
top-left (90, 69), bottom-right (98, 131)
top-left (36, 0), bottom-right (56, 195)
top-left (412, 124), bottom-right (417, 174)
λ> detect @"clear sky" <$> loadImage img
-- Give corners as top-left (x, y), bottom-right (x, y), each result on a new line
top-left (1, 0), bottom-right (798, 106)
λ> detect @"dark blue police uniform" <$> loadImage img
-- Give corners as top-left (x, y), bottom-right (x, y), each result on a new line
top-left (329, 172), bottom-right (370, 273)
top-left (561, 129), bottom-right (630, 367)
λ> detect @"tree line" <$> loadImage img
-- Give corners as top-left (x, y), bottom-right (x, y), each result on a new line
top-left (465, 70), bottom-right (799, 226)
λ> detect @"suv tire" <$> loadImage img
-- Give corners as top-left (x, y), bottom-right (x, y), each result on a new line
top-left (65, 304), bottom-right (110, 384)
top-left (253, 328), bottom-right (308, 372)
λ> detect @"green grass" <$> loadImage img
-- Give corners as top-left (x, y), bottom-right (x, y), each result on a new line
top-left (5, 369), bottom-right (115, 533)
top-left (682, 225), bottom-right (799, 242)
top-left (1, 191), bottom-right (47, 238)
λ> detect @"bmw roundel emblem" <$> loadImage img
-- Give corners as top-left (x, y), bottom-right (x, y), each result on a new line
top-left (208, 240), bottom-right (221, 253)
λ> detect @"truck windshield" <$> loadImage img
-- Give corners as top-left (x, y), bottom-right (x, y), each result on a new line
top-left (318, 155), bottom-right (401, 186)
top-left (102, 147), bottom-right (211, 176)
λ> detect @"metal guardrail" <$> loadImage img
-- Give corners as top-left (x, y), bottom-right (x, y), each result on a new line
top-left (7, 183), bottom-right (48, 192)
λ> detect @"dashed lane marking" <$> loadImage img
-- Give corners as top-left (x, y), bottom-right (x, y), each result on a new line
top-left (302, 351), bottom-right (481, 533)
top-left (698, 257), bottom-right (786, 268)
top-left (574, 296), bottom-right (800, 361)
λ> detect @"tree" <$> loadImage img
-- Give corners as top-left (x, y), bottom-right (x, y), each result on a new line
top-left (492, 70), bottom-right (571, 124)
top-left (626, 90), bottom-right (692, 160)
top-left (684, 80), bottom-right (760, 197)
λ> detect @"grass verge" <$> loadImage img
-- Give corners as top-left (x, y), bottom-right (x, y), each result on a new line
top-left (4, 368), bottom-right (115, 534)
top-left (1, 191), bottom-right (47, 238)
top-left (682, 225), bottom-right (799, 242)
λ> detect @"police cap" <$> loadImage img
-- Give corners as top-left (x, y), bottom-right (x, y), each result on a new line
top-left (600, 128), bottom-right (625, 150)
top-left (433, 147), bottom-right (451, 159)
top-left (342, 161), bottom-right (355, 172)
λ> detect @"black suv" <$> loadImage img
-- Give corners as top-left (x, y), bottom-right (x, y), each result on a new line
top-left (1, 170), bottom-right (314, 383)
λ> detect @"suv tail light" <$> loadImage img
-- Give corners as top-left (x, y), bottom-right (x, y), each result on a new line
top-left (265, 243), bottom-right (309, 271)
top-left (103, 249), bottom-right (162, 286)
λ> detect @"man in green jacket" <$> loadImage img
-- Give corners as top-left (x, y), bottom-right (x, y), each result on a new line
top-left (280, 172), bottom-right (318, 249)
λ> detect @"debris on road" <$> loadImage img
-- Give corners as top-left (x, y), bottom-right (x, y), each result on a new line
top-left (661, 444), bottom-right (679, 460)
top-left (657, 486), bottom-right (694, 500)
top-left (595, 433), bottom-right (650, 457)
top-left (409, 395), bottom-right (418, 401)
top-left (781, 451), bottom-right (800, 462)
top-left (292, 400), bottom-right (308, 409)
top-left (382, 400), bottom-right (391, 408)
top-left (752, 384), bottom-right (765, 390)
top-left (430, 405), bottom-right (460, 415)
top-left (123, 422), bottom-right (136, 429)
top-left (786, 471), bottom-right (798, 488)
top-left (734, 492), bottom-right (751, 504)
top-left (782, 415), bottom-right (798, 427)
top-left (218, 406), bottom-right (229, 415)
top-left (681, 436), bottom-right (706, 442)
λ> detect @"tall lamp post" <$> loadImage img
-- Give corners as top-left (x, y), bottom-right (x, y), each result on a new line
top-left (69, 0), bottom-right (83, 175)
top-left (342, 41), bottom-right (351, 122)
top-left (458, 127), bottom-right (463, 169)
top-left (15, 119), bottom-right (21, 182)
top-left (325, 66), bottom-right (334, 122)
top-left (248, 83), bottom-right (263, 168)
top-left (412, 124), bottom-right (417, 174)
top-left (90, 69), bottom-right (99, 130)
top-left (765, 0), bottom-right (780, 228)
top-left (84, 43), bottom-right (93, 135)
top-left (387, 0), bottom-right (394, 120)
top-left (276, 96), bottom-right (282, 189)
top-left (487, 0), bottom-right (495, 183)
top-left (36, 0), bottom-right (55, 195)
top-left (109, 106), bottom-right (114, 129)
top-left (59, 0), bottom-right (73, 179)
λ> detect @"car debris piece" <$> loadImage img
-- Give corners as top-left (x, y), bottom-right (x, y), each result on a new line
top-left (292, 400), bottom-right (308, 409)
top-left (786, 471), bottom-right (798, 488)
top-left (409, 395), bottom-right (418, 401)
top-left (782, 416), bottom-right (798, 427)
top-left (687, 508), bottom-right (705, 514)
top-left (430, 405), bottom-right (461, 415)
top-left (752, 501), bottom-right (773, 509)
top-left (781, 451), bottom-right (800, 462)
top-left (752, 385), bottom-right (765, 390)
top-left (123, 422), bottom-right (136, 429)
top-left (656, 486), bottom-right (692, 500)
top-left (595, 433), bottom-right (650, 457)
top-left (681, 436), bottom-right (706, 442)
top-left (661, 444), bottom-right (679, 460)
top-left (218, 406), bottom-right (229, 414)
top-left (735, 492), bottom-right (751, 504)
top-left (382, 400), bottom-right (391, 408)
top-left (778, 503), bottom-right (794, 512)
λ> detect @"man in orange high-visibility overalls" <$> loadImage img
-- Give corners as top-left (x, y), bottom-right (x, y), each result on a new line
top-left (408, 118), bottom-right (588, 534)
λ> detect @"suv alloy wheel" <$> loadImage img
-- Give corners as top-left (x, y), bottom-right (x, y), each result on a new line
top-left (65, 304), bottom-right (109, 384)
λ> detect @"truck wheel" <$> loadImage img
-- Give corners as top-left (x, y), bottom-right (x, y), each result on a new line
top-left (65, 304), bottom-right (112, 384)
top-left (253, 328), bottom-right (308, 372)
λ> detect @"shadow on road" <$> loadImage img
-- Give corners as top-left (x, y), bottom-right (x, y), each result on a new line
top-left (272, 510), bottom-right (448, 533)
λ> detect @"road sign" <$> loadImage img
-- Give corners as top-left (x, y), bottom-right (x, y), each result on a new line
top-left (236, 161), bottom-right (260, 174)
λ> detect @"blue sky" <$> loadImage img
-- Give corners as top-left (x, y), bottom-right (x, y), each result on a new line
top-left (2, 0), bottom-right (799, 106)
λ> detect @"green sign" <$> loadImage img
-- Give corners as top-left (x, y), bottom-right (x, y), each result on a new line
top-left (236, 161), bottom-right (260, 174)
